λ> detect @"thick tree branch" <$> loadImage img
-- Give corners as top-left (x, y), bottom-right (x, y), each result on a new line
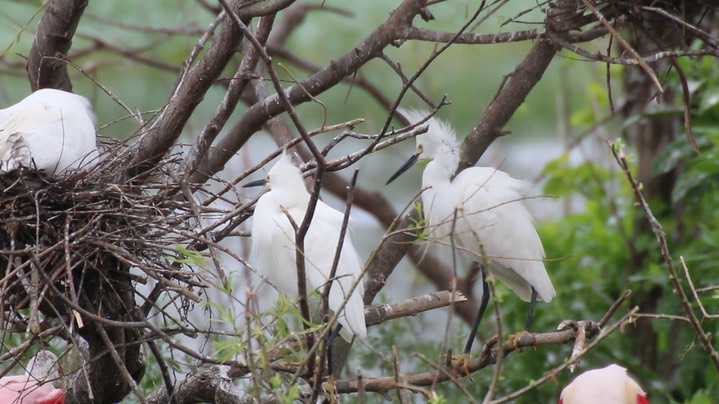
top-left (146, 366), bottom-right (249, 404)
top-left (27, 0), bottom-right (89, 91)
top-left (459, 33), bottom-right (561, 170)
top-left (192, 0), bottom-right (428, 182)
top-left (129, 0), bottom-right (294, 177)
top-left (183, 14), bottom-right (276, 180)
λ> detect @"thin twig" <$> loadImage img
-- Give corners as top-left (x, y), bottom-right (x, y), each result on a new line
top-left (581, 0), bottom-right (663, 93)
top-left (610, 141), bottom-right (719, 372)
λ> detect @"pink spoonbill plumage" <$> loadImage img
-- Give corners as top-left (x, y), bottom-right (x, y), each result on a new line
top-left (559, 364), bottom-right (649, 404)
top-left (0, 350), bottom-right (64, 404)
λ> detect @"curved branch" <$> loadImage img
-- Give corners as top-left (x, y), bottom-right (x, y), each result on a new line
top-left (612, 144), bottom-right (719, 373)
top-left (405, 26), bottom-right (544, 44)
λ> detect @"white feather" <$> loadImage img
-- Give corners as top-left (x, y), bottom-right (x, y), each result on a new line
top-left (0, 89), bottom-right (98, 175)
top-left (249, 153), bottom-right (366, 341)
top-left (401, 109), bottom-right (556, 302)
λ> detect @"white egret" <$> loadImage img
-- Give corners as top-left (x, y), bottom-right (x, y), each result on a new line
top-left (245, 152), bottom-right (367, 345)
top-left (0, 89), bottom-right (98, 175)
top-left (559, 364), bottom-right (649, 404)
top-left (386, 110), bottom-right (556, 353)
top-left (0, 350), bottom-right (64, 404)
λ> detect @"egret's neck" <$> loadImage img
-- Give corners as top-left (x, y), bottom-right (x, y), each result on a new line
top-left (422, 144), bottom-right (459, 189)
top-left (422, 160), bottom-right (453, 190)
top-left (273, 182), bottom-right (310, 210)
top-left (420, 143), bottom-right (459, 220)
top-left (421, 154), bottom-right (459, 220)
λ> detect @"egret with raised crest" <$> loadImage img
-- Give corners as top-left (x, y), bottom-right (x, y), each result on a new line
top-left (386, 109), bottom-right (555, 354)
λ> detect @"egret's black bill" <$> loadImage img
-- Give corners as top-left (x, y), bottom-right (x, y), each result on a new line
top-left (243, 179), bottom-right (267, 188)
top-left (386, 153), bottom-right (419, 185)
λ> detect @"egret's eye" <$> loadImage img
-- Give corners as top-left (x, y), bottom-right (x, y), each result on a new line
top-left (417, 144), bottom-right (424, 154)
top-left (266, 175), bottom-right (270, 182)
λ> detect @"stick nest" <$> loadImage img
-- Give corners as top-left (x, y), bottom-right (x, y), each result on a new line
top-left (0, 149), bottom-right (204, 333)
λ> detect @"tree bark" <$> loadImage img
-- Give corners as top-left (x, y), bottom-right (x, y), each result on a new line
top-left (27, 0), bottom-right (89, 92)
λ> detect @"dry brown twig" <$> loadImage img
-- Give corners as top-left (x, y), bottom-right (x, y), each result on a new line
top-left (681, 257), bottom-right (719, 320)
top-left (610, 142), bottom-right (719, 372)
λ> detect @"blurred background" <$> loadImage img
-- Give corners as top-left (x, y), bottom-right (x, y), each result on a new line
top-left (1, 1), bottom-right (718, 402)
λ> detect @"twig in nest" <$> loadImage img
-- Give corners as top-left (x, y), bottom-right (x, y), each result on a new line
top-left (0, 146), bottom-right (208, 362)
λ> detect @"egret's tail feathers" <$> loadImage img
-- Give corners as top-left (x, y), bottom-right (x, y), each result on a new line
top-left (491, 261), bottom-right (556, 303)
top-left (536, 276), bottom-right (557, 303)
top-left (524, 261), bottom-right (556, 302)
top-left (0, 132), bottom-right (31, 173)
top-left (337, 298), bottom-right (367, 342)
top-left (338, 321), bottom-right (363, 343)
top-left (337, 320), bottom-right (366, 342)
top-left (332, 282), bottom-right (367, 342)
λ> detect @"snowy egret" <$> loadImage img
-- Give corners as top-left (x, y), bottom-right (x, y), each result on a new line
top-left (559, 364), bottom-right (649, 404)
top-left (386, 110), bottom-right (556, 353)
top-left (245, 152), bottom-right (367, 344)
top-left (0, 89), bottom-right (98, 175)
top-left (0, 350), bottom-right (64, 404)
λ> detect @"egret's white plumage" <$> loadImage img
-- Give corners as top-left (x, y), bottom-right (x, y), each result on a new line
top-left (396, 109), bottom-right (556, 302)
top-left (248, 153), bottom-right (366, 342)
top-left (559, 364), bottom-right (649, 404)
top-left (0, 89), bottom-right (98, 175)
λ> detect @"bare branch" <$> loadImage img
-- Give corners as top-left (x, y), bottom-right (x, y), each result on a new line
top-left (459, 22), bottom-right (562, 170)
top-left (331, 297), bottom-right (634, 395)
top-left (129, 0), bottom-right (295, 177)
top-left (193, 0), bottom-right (429, 182)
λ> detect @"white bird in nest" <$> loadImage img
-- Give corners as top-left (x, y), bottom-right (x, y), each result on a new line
top-left (386, 109), bottom-right (556, 354)
top-left (559, 364), bottom-right (650, 403)
top-left (0, 88), bottom-right (98, 175)
top-left (244, 152), bottom-right (367, 345)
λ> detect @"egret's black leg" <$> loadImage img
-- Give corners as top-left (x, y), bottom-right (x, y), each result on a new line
top-left (327, 324), bottom-right (343, 376)
top-left (523, 288), bottom-right (538, 331)
top-left (463, 265), bottom-right (489, 354)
